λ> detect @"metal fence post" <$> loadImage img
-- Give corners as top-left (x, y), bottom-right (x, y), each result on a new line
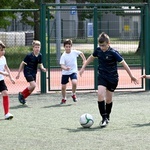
top-left (93, 6), bottom-right (98, 90)
top-left (144, 2), bottom-right (150, 91)
top-left (40, 3), bottom-right (47, 93)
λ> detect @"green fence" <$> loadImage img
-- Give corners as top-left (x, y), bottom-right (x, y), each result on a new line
top-left (40, 3), bottom-right (148, 92)
top-left (0, 2), bottom-right (150, 94)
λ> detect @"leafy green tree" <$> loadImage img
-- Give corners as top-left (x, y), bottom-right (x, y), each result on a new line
top-left (12, 0), bottom-right (52, 40)
top-left (0, 0), bottom-right (66, 39)
top-left (0, 0), bottom-right (147, 41)
top-left (0, 0), bottom-right (16, 29)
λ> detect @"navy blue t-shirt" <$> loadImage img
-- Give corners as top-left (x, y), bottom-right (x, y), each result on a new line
top-left (92, 47), bottom-right (123, 81)
top-left (23, 52), bottom-right (42, 76)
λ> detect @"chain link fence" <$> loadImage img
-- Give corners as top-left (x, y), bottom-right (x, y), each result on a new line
top-left (0, 2), bottom-right (147, 93)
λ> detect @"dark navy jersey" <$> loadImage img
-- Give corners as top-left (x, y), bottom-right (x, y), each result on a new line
top-left (23, 52), bottom-right (42, 75)
top-left (92, 47), bottom-right (123, 81)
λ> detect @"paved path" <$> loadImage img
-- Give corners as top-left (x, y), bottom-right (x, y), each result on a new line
top-left (6, 68), bottom-right (143, 94)
top-left (61, 43), bottom-right (138, 53)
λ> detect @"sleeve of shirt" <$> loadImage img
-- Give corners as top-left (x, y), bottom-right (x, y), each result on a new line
top-left (3, 56), bottom-right (7, 65)
top-left (92, 48), bottom-right (98, 57)
top-left (60, 54), bottom-right (65, 65)
top-left (23, 54), bottom-right (29, 64)
top-left (113, 50), bottom-right (123, 63)
top-left (74, 50), bottom-right (82, 57)
top-left (39, 54), bottom-right (42, 64)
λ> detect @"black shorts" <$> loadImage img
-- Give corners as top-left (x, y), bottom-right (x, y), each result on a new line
top-left (0, 80), bottom-right (8, 92)
top-left (25, 74), bottom-right (36, 82)
top-left (61, 73), bottom-right (77, 84)
top-left (98, 75), bottom-right (118, 92)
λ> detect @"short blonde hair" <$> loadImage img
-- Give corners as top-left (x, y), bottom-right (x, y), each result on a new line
top-left (0, 40), bottom-right (6, 48)
top-left (32, 40), bottom-right (41, 47)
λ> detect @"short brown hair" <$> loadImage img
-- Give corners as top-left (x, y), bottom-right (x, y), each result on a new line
top-left (63, 39), bottom-right (72, 47)
top-left (0, 40), bottom-right (6, 48)
top-left (32, 40), bottom-right (41, 47)
top-left (98, 32), bottom-right (110, 44)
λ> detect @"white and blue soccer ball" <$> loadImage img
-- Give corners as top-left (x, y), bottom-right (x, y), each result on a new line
top-left (79, 113), bottom-right (94, 128)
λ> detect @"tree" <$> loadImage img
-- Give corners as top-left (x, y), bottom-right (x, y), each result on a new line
top-left (0, 0), bottom-right (17, 29)
top-left (0, 0), bottom-right (147, 41)
top-left (0, 0), bottom-right (66, 40)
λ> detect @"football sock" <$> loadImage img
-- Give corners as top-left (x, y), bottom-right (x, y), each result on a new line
top-left (22, 87), bottom-right (31, 99)
top-left (98, 101), bottom-right (106, 119)
top-left (106, 102), bottom-right (113, 119)
top-left (3, 96), bottom-right (9, 115)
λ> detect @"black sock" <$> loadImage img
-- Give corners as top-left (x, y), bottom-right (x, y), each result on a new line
top-left (98, 101), bottom-right (106, 119)
top-left (106, 102), bottom-right (113, 119)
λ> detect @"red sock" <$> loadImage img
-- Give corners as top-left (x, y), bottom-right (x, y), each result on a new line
top-left (3, 96), bottom-right (9, 115)
top-left (22, 88), bottom-right (31, 99)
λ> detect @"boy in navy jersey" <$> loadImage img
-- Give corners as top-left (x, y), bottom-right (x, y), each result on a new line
top-left (16, 40), bottom-right (46, 105)
top-left (79, 32), bottom-right (138, 127)
top-left (0, 40), bottom-right (15, 119)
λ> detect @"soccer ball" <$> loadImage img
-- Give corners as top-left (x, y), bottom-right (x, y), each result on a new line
top-left (79, 113), bottom-right (94, 128)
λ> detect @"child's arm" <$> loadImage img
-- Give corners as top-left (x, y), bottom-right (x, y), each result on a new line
top-left (4, 64), bottom-right (15, 84)
top-left (60, 64), bottom-right (70, 71)
top-left (0, 71), bottom-right (9, 76)
top-left (121, 60), bottom-right (138, 84)
top-left (79, 52), bottom-right (86, 64)
top-left (16, 61), bottom-right (25, 79)
top-left (79, 55), bottom-right (95, 76)
top-left (39, 63), bottom-right (46, 72)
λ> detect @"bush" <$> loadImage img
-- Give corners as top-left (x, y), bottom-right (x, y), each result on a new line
top-left (5, 46), bottom-right (142, 69)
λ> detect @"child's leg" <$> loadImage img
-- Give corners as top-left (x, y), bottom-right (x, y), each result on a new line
top-left (2, 91), bottom-right (13, 119)
top-left (71, 79), bottom-right (77, 95)
top-left (2, 90), bottom-right (9, 115)
top-left (70, 73), bottom-right (78, 102)
top-left (97, 85), bottom-right (107, 119)
top-left (106, 102), bottom-right (113, 120)
top-left (105, 90), bottom-right (113, 120)
top-left (98, 100), bottom-right (106, 119)
top-left (22, 81), bottom-right (36, 99)
top-left (97, 85), bottom-right (110, 127)
top-left (60, 84), bottom-right (67, 104)
top-left (61, 84), bottom-right (67, 99)
top-left (61, 75), bottom-right (69, 100)
top-left (71, 79), bottom-right (77, 102)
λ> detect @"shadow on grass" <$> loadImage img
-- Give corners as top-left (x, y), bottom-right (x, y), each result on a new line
top-left (132, 122), bottom-right (150, 127)
top-left (0, 118), bottom-right (14, 121)
top-left (61, 126), bottom-right (105, 132)
top-left (42, 104), bottom-right (73, 108)
top-left (0, 118), bottom-right (5, 121)
top-left (10, 105), bottom-right (30, 109)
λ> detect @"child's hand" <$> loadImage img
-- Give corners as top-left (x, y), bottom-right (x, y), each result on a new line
top-left (131, 76), bottom-right (139, 84)
top-left (65, 67), bottom-right (70, 71)
top-left (141, 75), bottom-right (146, 79)
top-left (41, 68), bottom-right (46, 72)
top-left (3, 72), bottom-right (9, 77)
top-left (79, 68), bottom-right (84, 77)
top-left (10, 78), bottom-right (15, 84)
top-left (16, 74), bottom-right (20, 79)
